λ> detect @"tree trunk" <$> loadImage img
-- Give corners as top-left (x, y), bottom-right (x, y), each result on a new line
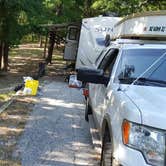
top-left (0, 42), bottom-right (5, 70)
top-left (39, 35), bottom-right (43, 48)
top-left (0, 41), bottom-right (2, 70)
top-left (84, 0), bottom-right (93, 17)
top-left (55, 2), bottom-right (63, 16)
top-left (45, 31), bottom-right (55, 64)
top-left (43, 32), bottom-right (48, 58)
top-left (3, 42), bottom-right (9, 71)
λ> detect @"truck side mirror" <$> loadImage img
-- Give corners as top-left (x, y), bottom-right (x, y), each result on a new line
top-left (105, 34), bottom-right (111, 47)
top-left (77, 68), bottom-right (109, 85)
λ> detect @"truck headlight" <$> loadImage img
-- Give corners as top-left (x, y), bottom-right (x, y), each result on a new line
top-left (122, 120), bottom-right (165, 166)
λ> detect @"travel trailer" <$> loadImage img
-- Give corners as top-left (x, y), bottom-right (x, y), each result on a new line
top-left (63, 16), bottom-right (122, 69)
top-left (77, 11), bottom-right (166, 166)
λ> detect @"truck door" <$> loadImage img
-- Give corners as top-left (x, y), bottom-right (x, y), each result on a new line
top-left (90, 49), bottom-right (119, 127)
top-left (63, 25), bottom-right (80, 61)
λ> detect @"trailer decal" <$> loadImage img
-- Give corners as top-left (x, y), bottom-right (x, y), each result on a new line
top-left (95, 27), bottom-right (113, 33)
top-left (148, 26), bottom-right (166, 32)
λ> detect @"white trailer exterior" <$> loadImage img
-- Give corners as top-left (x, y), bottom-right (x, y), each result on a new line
top-left (75, 16), bottom-right (121, 69)
top-left (113, 11), bottom-right (166, 39)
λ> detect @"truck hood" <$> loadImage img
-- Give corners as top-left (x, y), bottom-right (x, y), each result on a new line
top-left (124, 85), bottom-right (166, 130)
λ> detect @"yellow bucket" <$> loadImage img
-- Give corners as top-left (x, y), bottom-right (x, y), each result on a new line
top-left (25, 80), bottom-right (39, 95)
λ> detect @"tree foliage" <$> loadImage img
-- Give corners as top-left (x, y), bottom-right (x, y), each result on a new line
top-left (0, 0), bottom-right (22, 43)
top-left (1, 0), bottom-right (165, 45)
top-left (0, 0), bottom-right (165, 71)
top-left (91, 0), bottom-right (166, 16)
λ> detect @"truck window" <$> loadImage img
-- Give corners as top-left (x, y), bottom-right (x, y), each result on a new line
top-left (116, 49), bottom-right (166, 86)
top-left (68, 27), bottom-right (79, 41)
top-left (95, 50), bottom-right (104, 65)
top-left (98, 49), bottom-right (119, 77)
top-left (95, 49), bottom-right (110, 66)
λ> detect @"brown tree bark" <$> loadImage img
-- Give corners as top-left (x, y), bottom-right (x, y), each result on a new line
top-left (83, 0), bottom-right (93, 17)
top-left (0, 42), bottom-right (5, 70)
top-left (0, 41), bottom-right (2, 70)
top-left (43, 32), bottom-right (49, 58)
top-left (39, 35), bottom-right (43, 48)
top-left (45, 31), bottom-right (56, 64)
top-left (3, 42), bottom-right (9, 71)
top-left (55, 2), bottom-right (63, 16)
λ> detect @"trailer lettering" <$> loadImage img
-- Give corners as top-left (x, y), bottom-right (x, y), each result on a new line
top-left (161, 26), bottom-right (166, 32)
top-left (149, 26), bottom-right (166, 32)
top-left (95, 27), bottom-right (113, 33)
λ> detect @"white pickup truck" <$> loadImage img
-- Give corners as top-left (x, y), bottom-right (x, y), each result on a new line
top-left (77, 11), bottom-right (166, 166)
top-left (78, 39), bottom-right (166, 166)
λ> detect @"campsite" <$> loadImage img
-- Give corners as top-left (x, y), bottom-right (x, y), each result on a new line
top-left (0, 1), bottom-right (166, 166)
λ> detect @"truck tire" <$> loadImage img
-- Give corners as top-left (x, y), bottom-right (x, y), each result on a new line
top-left (100, 127), bottom-right (113, 166)
top-left (100, 142), bottom-right (112, 166)
top-left (85, 98), bottom-right (91, 121)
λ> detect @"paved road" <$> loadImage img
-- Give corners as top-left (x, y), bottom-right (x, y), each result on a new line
top-left (15, 81), bottom-right (100, 166)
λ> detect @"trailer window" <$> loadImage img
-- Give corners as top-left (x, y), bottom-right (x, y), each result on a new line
top-left (96, 38), bottom-right (105, 46)
top-left (68, 28), bottom-right (79, 41)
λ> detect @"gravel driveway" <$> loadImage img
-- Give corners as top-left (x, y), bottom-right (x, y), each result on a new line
top-left (14, 81), bottom-right (100, 166)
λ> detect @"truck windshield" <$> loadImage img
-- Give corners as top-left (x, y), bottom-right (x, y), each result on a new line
top-left (117, 48), bottom-right (166, 87)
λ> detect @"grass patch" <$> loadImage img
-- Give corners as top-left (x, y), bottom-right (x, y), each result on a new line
top-left (0, 159), bottom-right (21, 166)
top-left (0, 93), bottom-right (14, 102)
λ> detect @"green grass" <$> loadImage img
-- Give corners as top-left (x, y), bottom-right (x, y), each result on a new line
top-left (0, 93), bottom-right (13, 102)
top-left (0, 159), bottom-right (21, 166)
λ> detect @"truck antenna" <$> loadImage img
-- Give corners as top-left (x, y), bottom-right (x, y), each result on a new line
top-left (123, 51), bottom-right (166, 92)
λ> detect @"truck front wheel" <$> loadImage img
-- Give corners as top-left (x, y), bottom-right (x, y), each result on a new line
top-left (100, 142), bottom-right (112, 166)
top-left (100, 127), bottom-right (113, 166)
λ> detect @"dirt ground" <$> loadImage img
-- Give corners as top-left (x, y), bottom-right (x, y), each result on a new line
top-left (0, 43), bottom-right (67, 89)
top-left (0, 43), bottom-right (69, 165)
top-left (0, 43), bottom-right (69, 104)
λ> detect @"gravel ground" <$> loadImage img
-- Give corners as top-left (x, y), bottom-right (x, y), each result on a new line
top-left (14, 81), bottom-right (100, 166)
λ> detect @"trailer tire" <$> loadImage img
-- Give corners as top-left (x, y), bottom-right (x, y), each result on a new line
top-left (85, 98), bottom-right (91, 121)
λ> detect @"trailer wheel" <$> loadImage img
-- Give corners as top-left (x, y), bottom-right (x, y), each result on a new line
top-left (85, 98), bottom-right (91, 121)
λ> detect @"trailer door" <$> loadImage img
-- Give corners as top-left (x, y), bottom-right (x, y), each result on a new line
top-left (63, 26), bottom-right (80, 61)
